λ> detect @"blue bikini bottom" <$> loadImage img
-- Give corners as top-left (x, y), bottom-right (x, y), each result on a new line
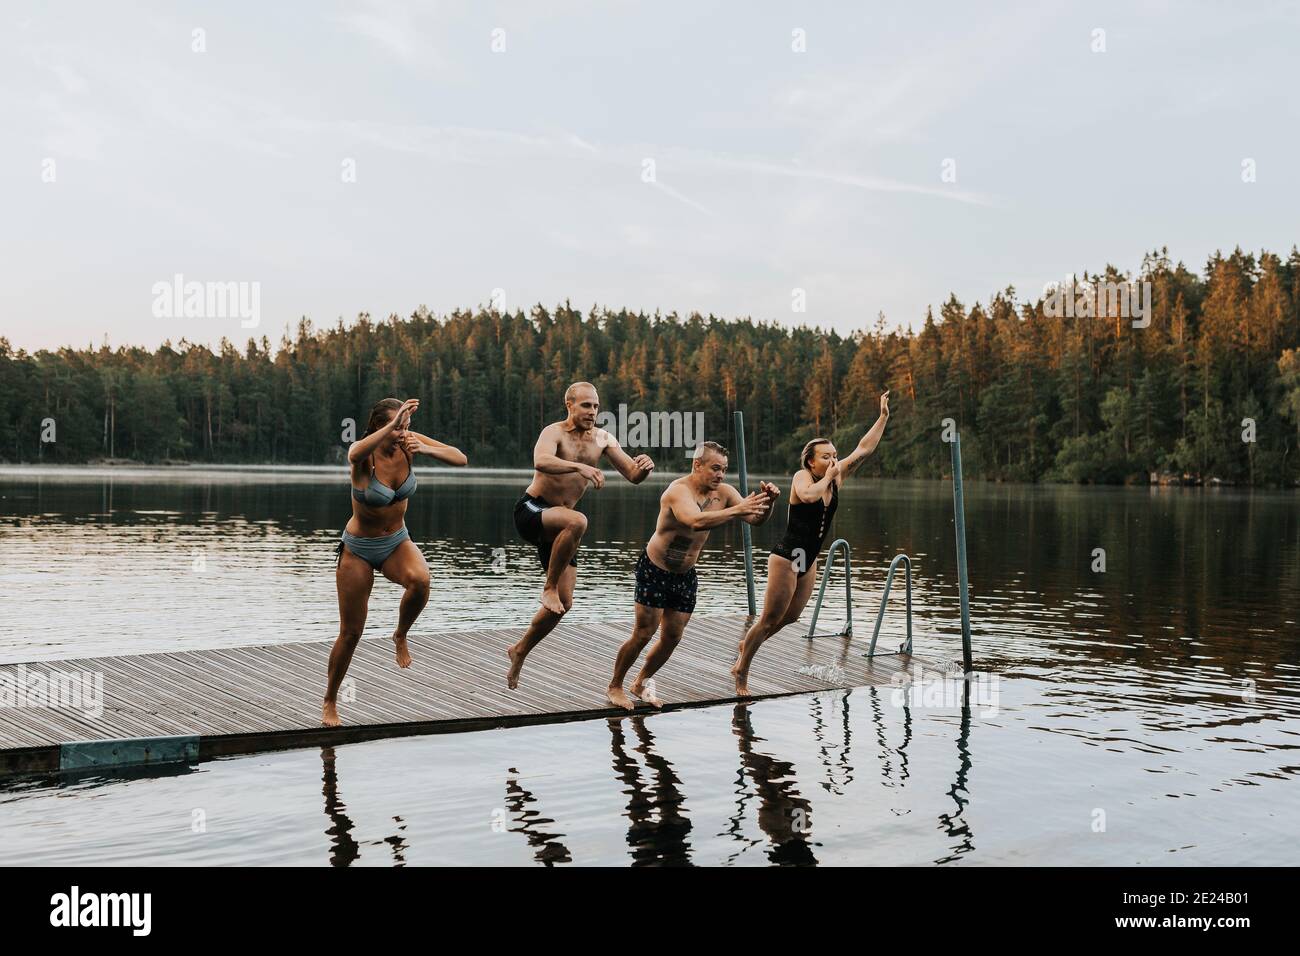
top-left (337, 526), bottom-right (410, 569)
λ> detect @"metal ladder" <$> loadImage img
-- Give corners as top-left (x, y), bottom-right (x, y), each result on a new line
top-left (805, 540), bottom-right (914, 657)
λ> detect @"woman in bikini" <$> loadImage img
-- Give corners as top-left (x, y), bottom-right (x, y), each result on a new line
top-left (322, 397), bottom-right (467, 727)
top-left (732, 391), bottom-right (889, 697)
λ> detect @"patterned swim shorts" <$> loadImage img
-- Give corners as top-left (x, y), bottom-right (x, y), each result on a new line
top-left (634, 549), bottom-right (698, 614)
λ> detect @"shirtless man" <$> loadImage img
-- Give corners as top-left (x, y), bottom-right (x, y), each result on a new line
top-left (606, 441), bottom-right (779, 710)
top-left (507, 382), bottom-right (655, 689)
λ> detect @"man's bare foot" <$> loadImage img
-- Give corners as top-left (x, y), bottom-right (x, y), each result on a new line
top-left (629, 678), bottom-right (664, 708)
top-left (730, 663), bottom-right (751, 698)
top-left (506, 645), bottom-right (525, 690)
top-left (393, 634), bottom-right (412, 669)
top-left (606, 686), bottom-right (636, 711)
top-left (322, 700), bottom-right (341, 727)
top-left (540, 587), bottom-right (565, 615)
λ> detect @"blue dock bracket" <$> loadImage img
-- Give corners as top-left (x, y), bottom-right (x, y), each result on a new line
top-left (865, 553), bottom-right (914, 658)
top-left (805, 538), bottom-right (853, 638)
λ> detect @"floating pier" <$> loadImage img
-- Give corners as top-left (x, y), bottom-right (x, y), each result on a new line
top-left (0, 614), bottom-right (949, 776)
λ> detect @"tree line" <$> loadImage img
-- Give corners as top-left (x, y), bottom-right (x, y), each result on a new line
top-left (4, 246), bottom-right (1300, 486)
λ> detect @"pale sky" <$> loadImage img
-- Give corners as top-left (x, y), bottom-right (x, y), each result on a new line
top-left (3, 0), bottom-right (1298, 353)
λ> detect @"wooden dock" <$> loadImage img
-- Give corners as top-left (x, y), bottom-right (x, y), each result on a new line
top-left (0, 614), bottom-right (950, 776)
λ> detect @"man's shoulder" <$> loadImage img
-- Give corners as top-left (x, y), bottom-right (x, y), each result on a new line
top-left (663, 475), bottom-right (688, 493)
top-left (661, 476), bottom-right (692, 499)
top-left (714, 481), bottom-right (743, 501)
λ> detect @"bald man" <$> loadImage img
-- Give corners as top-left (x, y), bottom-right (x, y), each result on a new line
top-left (507, 382), bottom-right (655, 689)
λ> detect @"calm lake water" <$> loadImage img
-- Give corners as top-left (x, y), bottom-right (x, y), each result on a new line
top-left (0, 464), bottom-right (1297, 865)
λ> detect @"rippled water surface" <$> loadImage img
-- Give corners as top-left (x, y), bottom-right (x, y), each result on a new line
top-left (0, 465), bottom-right (1297, 865)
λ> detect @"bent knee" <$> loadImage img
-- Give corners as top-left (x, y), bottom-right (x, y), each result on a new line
top-left (405, 573), bottom-right (431, 594)
top-left (565, 512), bottom-right (588, 535)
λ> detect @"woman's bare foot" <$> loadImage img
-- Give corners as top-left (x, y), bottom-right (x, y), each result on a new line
top-left (540, 587), bottom-right (565, 615)
top-left (393, 634), bottom-right (413, 669)
top-left (730, 663), bottom-right (751, 698)
top-left (606, 685), bottom-right (636, 711)
top-left (629, 678), bottom-right (663, 708)
top-left (322, 700), bottom-right (341, 727)
top-left (506, 644), bottom-right (525, 690)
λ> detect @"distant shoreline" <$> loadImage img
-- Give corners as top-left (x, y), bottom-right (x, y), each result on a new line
top-left (1, 463), bottom-right (1296, 498)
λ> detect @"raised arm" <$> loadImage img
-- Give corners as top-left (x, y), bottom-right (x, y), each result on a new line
top-left (405, 431), bottom-right (468, 467)
top-left (839, 390), bottom-right (890, 479)
top-left (600, 431), bottom-right (655, 484)
top-left (667, 483), bottom-right (770, 530)
top-left (348, 398), bottom-right (418, 464)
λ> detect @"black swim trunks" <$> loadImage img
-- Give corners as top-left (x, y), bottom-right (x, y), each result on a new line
top-left (634, 550), bottom-right (698, 614)
top-left (513, 492), bottom-right (580, 571)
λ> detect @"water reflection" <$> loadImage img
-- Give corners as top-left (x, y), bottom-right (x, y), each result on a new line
top-left (727, 703), bottom-right (817, 866)
top-left (810, 690), bottom-right (855, 794)
top-left (934, 686), bottom-right (975, 865)
top-left (321, 746), bottom-right (360, 867)
top-left (608, 716), bottom-right (693, 866)
top-left (504, 768), bottom-right (572, 866)
top-left (867, 684), bottom-right (911, 788)
top-left (321, 746), bottom-right (410, 867)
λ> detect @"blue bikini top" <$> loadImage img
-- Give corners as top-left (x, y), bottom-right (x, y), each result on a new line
top-left (351, 453), bottom-right (416, 507)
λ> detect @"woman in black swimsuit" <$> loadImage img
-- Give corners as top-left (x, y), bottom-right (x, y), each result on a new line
top-left (323, 397), bottom-right (467, 727)
top-left (732, 391), bottom-right (889, 696)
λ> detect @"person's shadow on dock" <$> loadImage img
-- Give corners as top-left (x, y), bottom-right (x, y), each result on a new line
top-left (608, 715), bottom-right (693, 866)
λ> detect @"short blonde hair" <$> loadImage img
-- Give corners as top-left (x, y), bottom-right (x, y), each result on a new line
top-left (564, 381), bottom-right (596, 405)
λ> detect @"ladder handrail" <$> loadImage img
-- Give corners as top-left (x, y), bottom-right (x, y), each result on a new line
top-left (804, 538), bottom-right (853, 638)
top-left (865, 553), bottom-right (913, 658)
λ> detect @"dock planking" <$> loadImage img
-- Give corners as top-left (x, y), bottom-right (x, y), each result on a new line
top-left (0, 614), bottom-right (953, 776)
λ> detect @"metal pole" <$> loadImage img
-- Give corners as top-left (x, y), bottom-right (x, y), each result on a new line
top-left (734, 410), bottom-right (757, 615)
top-left (951, 433), bottom-right (973, 673)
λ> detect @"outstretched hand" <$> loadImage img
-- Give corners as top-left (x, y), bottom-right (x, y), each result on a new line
top-left (631, 454), bottom-right (655, 476)
top-left (879, 390), bottom-right (890, 420)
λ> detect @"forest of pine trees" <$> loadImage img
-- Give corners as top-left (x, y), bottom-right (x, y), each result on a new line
top-left (4, 247), bottom-right (1300, 485)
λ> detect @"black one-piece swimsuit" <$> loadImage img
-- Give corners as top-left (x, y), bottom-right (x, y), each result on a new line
top-left (770, 481), bottom-right (838, 577)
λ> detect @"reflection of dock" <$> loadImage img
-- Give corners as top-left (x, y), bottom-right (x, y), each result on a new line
top-left (0, 614), bottom-right (950, 776)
